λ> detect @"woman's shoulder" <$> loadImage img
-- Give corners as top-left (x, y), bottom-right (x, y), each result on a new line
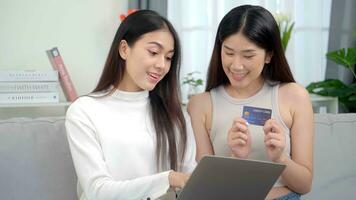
top-left (279, 82), bottom-right (310, 99)
top-left (66, 95), bottom-right (102, 119)
top-left (189, 92), bottom-right (211, 102)
top-left (69, 95), bottom-right (95, 108)
top-left (278, 82), bottom-right (311, 109)
top-left (187, 92), bottom-right (212, 116)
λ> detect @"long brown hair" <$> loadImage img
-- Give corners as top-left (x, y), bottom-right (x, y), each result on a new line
top-left (206, 5), bottom-right (295, 91)
top-left (92, 10), bottom-right (186, 171)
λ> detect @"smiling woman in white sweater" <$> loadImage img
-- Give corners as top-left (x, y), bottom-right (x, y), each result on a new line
top-left (65, 10), bottom-right (196, 200)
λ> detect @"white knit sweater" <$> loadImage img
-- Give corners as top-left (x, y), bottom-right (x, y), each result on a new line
top-left (65, 89), bottom-right (196, 200)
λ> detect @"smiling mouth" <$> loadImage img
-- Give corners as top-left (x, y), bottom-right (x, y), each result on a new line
top-left (147, 72), bottom-right (161, 82)
top-left (230, 70), bottom-right (247, 81)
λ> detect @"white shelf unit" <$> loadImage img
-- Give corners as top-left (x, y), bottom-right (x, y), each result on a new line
top-left (0, 102), bottom-right (71, 108)
top-left (0, 102), bottom-right (71, 119)
top-left (310, 94), bottom-right (338, 113)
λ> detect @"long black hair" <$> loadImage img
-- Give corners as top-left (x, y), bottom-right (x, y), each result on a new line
top-left (206, 5), bottom-right (295, 91)
top-left (93, 10), bottom-right (186, 171)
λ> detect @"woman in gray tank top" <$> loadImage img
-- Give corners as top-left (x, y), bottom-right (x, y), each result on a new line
top-left (188, 5), bottom-right (313, 200)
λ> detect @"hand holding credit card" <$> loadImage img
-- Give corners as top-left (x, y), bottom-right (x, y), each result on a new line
top-left (242, 106), bottom-right (272, 126)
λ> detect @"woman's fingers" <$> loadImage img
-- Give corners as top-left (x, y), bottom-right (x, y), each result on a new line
top-left (229, 137), bottom-right (248, 146)
top-left (230, 131), bottom-right (248, 141)
top-left (232, 120), bottom-right (248, 132)
top-left (263, 119), bottom-right (282, 134)
top-left (265, 138), bottom-right (284, 148)
top-left (264, 131), bottom-right (285, 148)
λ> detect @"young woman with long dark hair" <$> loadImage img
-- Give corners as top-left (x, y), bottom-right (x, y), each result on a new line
top-left (188, 5), bottom-right (313, 200)
top-left (66, 10), bottom-right (196, 200)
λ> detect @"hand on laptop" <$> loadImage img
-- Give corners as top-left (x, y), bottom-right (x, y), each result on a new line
top-left (227, 117), bottom-right (251, 158)
top-left (168, 171), bottom-right (190, 189)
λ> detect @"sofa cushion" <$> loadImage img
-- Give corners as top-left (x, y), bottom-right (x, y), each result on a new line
top-left (304, 113), bottom-right (356, 200)
top-left (1, 114), bottom-right (355, 199)
top-left (0, 117), bottom-right (77, 200)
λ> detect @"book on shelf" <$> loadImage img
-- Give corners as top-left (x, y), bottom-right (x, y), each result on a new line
top-left (0, 82), bottom-right (59, 93)
top-left (46, 47), bottom-right (78, 102)
top-left (0, 70), bottom-right (58, 82)
top-left (0, 92), bottom-right (59, 104)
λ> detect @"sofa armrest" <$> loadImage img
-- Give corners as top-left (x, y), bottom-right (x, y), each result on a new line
top-left (303, 113), bottom-right (356, 199)
top-left (0, 117), bottom-right (77, 200)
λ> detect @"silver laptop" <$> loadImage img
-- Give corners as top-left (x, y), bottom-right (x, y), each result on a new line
top-left (159, 155), bottom-right (286, 200)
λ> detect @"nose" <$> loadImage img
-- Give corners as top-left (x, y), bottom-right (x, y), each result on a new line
top-left (155, 55), bottom-right (166, 70)
top-left (231, 56), bottom-right (244, 71)
top-left (232, 56), bottom-right (242, 67)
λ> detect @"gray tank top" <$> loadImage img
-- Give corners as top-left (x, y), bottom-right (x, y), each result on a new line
top-left (210, 82), bottom-right (290, 187)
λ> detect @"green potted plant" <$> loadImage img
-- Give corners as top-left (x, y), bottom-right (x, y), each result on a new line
top-left (306, 47), bottom-right (356, 112)
top-left (274, 13), bottom-right (295, 51)
top-left (182, 71), bottom-right (203, 99)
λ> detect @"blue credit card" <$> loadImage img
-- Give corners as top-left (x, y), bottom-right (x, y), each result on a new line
top-left (242, 106), bottom-right (272, 126)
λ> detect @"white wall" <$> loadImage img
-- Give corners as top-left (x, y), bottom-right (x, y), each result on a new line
top-left (0, 0), bottom-right (128, 100)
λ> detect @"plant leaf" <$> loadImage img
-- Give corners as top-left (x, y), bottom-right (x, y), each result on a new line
top-left (326, 47), bottom-right (356, 69)
top-left (349, 82), bottom-right (356, 90)
top-left (306, 79), bottom-right (356, 111)
top-left (283, 23), bottom-right (293, 51)
top-left (349, 94), bottom-right (356, 101)
top-left (327, 49), bottom-right (348, 68)
top-left (346, 47), bottom-right (356, 65)
top-left (306, 79), bottom-right (349, 97)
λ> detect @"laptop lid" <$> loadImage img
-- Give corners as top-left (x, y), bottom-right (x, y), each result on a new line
top-left (176, 155), bottom-right (286, 200)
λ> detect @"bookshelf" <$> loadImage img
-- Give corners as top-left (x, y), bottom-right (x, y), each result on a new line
top-left (0, 102), bottom-right (71, 119)
top-left (0, 102), bottom-right (70, 108)
top-left (0, 52), bottom-right (78, 118)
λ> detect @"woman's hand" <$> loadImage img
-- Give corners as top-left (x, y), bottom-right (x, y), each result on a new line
top-left (227, 117), bottom-right (251, 158)
top-left (263, 119), bottom-right (286, 162)
top-left (168, 171), bottom-right (190, 189)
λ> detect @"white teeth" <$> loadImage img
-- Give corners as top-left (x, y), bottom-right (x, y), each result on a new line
top-left (231, 71), bottom-right (246, 76)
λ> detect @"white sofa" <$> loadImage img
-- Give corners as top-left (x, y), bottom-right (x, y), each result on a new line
top-left (0, 114), bottom-right (355, 199)
top-left (0, 117), bottom-right (77, 200)
top-left (303, 113), bottom-right (356, 199)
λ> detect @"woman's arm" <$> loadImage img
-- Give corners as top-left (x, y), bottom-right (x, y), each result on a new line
top-left (278, 83), bottom-right (314, 194)
top-left (187, 92), bottom-right (214, 161)
top-left (66, 103), bottom-right (171, 200)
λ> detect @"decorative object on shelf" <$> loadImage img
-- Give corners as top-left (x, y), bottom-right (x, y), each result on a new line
top-left (47, 47), bottom-right (78, 102)
top-left (307, 45), bottom-right (356, 112)
top-left (119, 9), bottom-right (138, 22)
top-left (0, 70), bottom-right (60, 104)
top-left (0, 92), bottom-right (59, 104)
top-left (274, 13), bottom-right (295, 52)
top-left (0, 82), bottom-right (59, 93)
top-left (0, 70), bottom-right (58, 82)
top-left (182, 71), bottom-right (203, 99)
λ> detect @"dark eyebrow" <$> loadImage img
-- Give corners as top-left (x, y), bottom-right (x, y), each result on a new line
top-left (223, 44), bottom-right (256, 53)
top-left (241, 49), bottom-right (257, 53)
top-left (222, 45), bottom-right (235, 51)
top-left (148, 41), bottom-right (174, 53)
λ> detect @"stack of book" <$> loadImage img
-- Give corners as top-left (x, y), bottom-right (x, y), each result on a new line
top-left (0, 47), bottom-right (78, 105)
top-left (0, 70), bottom-right (60, 104)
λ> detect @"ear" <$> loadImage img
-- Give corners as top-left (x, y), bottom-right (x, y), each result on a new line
top-left (265, 51), bottom-right (273, 64)
top-left (119, 40), bottom-right (129, 60)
